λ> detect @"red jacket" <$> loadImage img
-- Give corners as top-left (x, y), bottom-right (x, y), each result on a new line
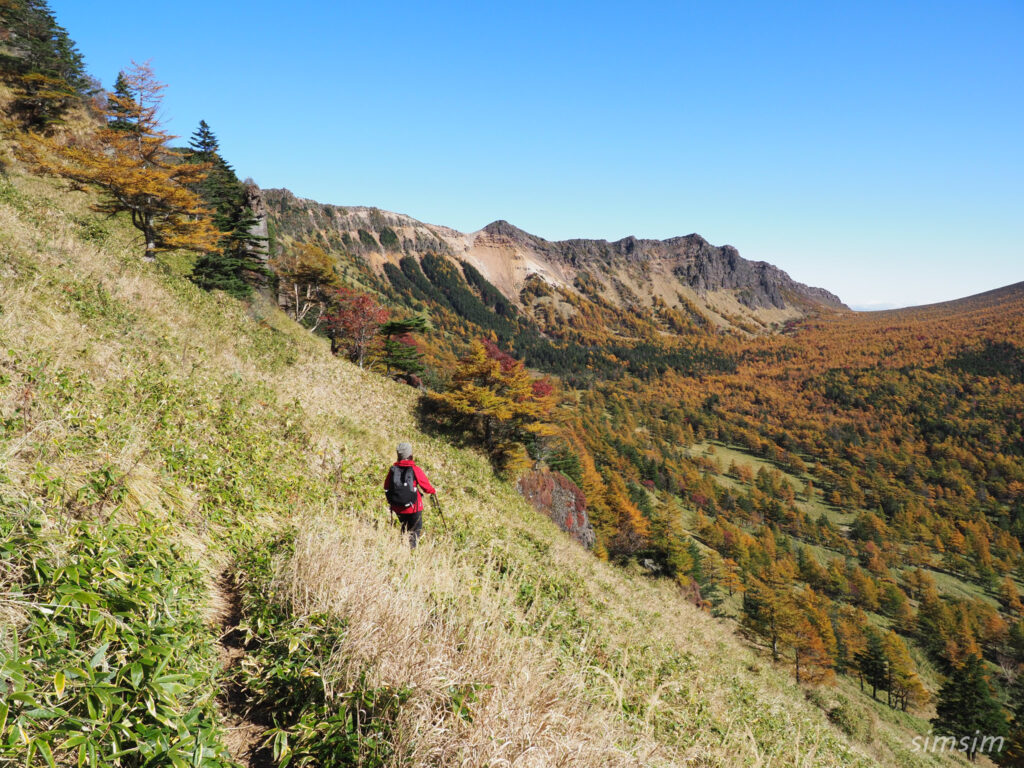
top-left (384, 460), bottom-right (436, 514)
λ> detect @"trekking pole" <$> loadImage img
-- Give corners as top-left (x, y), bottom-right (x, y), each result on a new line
top-left (380, 498), bottom-right (397, 530)
top-left (430, 494), bottom-right (449, 534)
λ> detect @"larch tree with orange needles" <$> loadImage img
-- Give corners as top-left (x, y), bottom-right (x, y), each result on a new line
top-left (21, 61), bottom-right (218, 259)
top-left (423, 339), bottom-right (557, 476)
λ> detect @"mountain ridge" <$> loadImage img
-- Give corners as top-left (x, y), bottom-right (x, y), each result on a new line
top-left (262, 187), bottom-right (847, 333)
top-left (872, 279), bottom-right (1024, 316)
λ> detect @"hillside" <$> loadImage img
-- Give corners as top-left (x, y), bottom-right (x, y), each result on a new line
top-left (0, 155), bottom-right (972, 765)
top-left (257, 168), bottom-right (1024, 766)
top-left (3, 2), bottom-right (1022, 765)
top-left (261, 187), bottom-right (846, 334)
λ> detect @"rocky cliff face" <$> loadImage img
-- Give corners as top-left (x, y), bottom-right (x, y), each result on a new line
top-left (517, 470), bottom-right (595, 549)
top-left (467, 221), bottom-right (845, 311)
top-left (261, 188), bottom-right (847, 331)
top-left (243, 183), bottom-right (270, 284)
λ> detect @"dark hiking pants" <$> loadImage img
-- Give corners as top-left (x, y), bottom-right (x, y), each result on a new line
top-left (397, 510), bottom-right (422, 548)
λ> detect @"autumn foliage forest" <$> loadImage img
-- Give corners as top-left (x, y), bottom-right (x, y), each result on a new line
top-left (5, 0), bottom-right (1024, 759)
top-left (268, 186), bottom-right (1024, 742)
top-left (272, 219), bottom-right (1024, 744)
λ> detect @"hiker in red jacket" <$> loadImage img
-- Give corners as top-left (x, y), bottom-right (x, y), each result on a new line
top-left (383, 442), bottom-right (436, 548)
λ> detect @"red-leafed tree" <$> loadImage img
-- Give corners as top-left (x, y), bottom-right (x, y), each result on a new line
top-left (324, 287), bottom-right (389, 368)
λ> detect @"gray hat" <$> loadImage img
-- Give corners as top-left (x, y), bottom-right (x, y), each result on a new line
top-left (396, 442), bottom-right (413, 460)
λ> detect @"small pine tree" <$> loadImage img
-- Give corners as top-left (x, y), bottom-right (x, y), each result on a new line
top-left (106, 71), bottom-right (135, 131)
top-left (547, 443), bottom-right (584, 487)
top-left (688, 539), bottom-right (705, 586)
top-left (189, 119), bottom-right (219, 157)
top-left (380, 315), bottom-right (430, 378)
top-left (856, 629), bottom-right (888, 700)
top-left (185, 120), bottom-right (269, 296)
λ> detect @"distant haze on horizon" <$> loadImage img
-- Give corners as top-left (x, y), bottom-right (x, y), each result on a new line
top-left (50, 1), bottom-right (1023, 309)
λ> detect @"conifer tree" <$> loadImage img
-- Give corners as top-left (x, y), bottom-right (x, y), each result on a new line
top-left (602, 471), bottom-right (651, 556)
top-left (547, 443), bottom-right (584, 487)
top-left (741, 562), bottom-right (798, 662)
top-left (999, 672), bottom-right (1024, 766)
top-left (946, 612), bottom-right (984, 669)
top-left (917, 583), bottom-right (953, 659)
top-left (933, 654), bottom-right (1008, 762)
top-left (0, 0), bottom-right (90, 130)
top-left (423, 339), bottom-right (556, 476)
top-left (1001, 576), bottom-right (1024, 613)
top-left (105, 71), bottom-right (135, 132)
top-left (380, 315), bottom-right (430, 378)
top-left (856, 628), bottom-right (889, 700)
top-left (796, 546), bottom-right (828, 590)
top-left (185, 120), bottom-right (269, 297)
top-left (189, 119), bottom-right (219, 157)
top-left (720, 558), bottom-right (744, 597)
top-left (882, 631), bottom-right (927, 711)
top-left (832, 606), bottom-right (868, 674)
top-left (687, 539), bottom-right (705, 586)
top-left (190, 206), bottom-right (269, 298)
top-left (791, 616), bottom-right (833, 685)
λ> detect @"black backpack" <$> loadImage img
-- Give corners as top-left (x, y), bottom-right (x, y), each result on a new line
top-left (385, 465), bottom-right (418, 510)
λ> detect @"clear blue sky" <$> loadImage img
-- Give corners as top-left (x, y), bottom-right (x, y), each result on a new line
top-left (51, 1), bottom-right (1023, 309)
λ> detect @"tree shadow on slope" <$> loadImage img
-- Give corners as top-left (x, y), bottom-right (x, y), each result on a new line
top-left (946, 340), bottom-right (1024, 383)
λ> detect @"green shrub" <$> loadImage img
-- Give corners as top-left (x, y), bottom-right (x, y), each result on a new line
top-left (358, 229), bottom-right (378, 249)
top-left (379, 226), bottom-right (400, 250)
top-left (827, 693), bottom-right (877, 743)
top-left (0, 515), bottom-right (232, 767)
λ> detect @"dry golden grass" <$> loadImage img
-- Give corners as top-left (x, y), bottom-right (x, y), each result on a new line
top-left (276, 516), bottom-right (648, 767)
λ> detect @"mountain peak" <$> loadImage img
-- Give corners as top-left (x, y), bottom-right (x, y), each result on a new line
top-left (480, 220), bottom-right (538, 243)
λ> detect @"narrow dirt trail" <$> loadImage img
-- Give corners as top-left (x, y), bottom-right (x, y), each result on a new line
top-left (210, 569), bottom-right (275, 768)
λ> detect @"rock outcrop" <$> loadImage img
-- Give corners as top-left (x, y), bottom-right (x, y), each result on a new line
top-left (243, 182), bottom-right (270, 284)
top-left (517, 470), bottom-right (596, 549)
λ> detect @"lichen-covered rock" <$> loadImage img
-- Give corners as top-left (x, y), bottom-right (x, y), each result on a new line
top-left (517, 470), bottom-right (595, 549)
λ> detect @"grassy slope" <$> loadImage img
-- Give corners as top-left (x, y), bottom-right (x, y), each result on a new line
top-left (0, 168), bottom-right (970, 766)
